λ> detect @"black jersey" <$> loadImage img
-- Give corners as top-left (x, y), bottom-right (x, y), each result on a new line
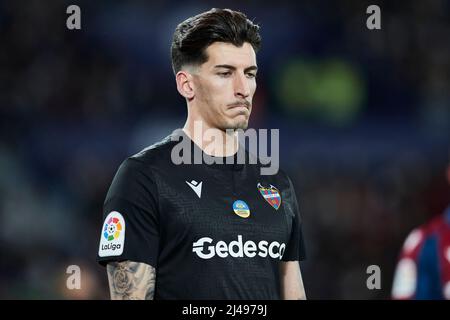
top-left (97, 129), bottom-right (305, 299)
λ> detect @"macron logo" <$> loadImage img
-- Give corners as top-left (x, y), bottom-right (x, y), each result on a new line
top-left (186, 180), bottom-right (202, 198)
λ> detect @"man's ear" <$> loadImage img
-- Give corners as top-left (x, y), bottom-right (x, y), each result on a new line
top-left (176, 70), bottom-right (195, 100)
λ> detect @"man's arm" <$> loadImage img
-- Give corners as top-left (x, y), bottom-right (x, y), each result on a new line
top-left (279, 261), bottom-right (306, 300)
top-left (107, 260), bottom-right (156, 300)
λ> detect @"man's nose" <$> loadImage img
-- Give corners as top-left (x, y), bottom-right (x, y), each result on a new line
top-left (234, 73), bottom-right (250, 98)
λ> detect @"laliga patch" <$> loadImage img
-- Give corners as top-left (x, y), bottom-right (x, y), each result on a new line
top-left (98, 211), bottom-right (125, 257)
top-left (257, 183), bottom-right (281, 210)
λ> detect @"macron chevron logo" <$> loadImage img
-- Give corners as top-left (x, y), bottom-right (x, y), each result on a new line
top-left (186, 180), bottom-right (202, 198)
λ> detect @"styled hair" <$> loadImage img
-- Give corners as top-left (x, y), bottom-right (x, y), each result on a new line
top-left (171, 8), bottom-right (261, 74)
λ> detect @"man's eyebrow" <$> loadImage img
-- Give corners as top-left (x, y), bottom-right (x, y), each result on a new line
top-left (214, 64), bottom-right (258, 72)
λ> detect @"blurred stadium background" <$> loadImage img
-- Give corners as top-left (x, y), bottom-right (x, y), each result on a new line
top-left (0, 0), bottom-right (449, 299)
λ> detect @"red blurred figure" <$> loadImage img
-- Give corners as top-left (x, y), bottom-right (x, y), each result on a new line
top-left (391, 160), bottom-right (450, 299)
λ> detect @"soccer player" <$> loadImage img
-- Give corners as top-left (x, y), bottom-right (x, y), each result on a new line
top-left (97, 8), bottom-right (306, 300)
top-left (391, 157), bottom-right (450, 300)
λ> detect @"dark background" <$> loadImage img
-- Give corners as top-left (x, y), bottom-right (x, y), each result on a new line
top-left (0, 0), bottom-right (449, 299)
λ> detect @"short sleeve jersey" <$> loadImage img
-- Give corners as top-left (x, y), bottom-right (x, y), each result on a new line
top-left (97, 129), bottom-right (306, 299)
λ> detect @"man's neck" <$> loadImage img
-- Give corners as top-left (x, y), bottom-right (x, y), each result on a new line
top-left (182, 119), bottom-right (239, 157)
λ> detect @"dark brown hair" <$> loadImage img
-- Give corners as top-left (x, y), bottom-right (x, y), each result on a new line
top-left (171, 8), bottom-right (261, 74)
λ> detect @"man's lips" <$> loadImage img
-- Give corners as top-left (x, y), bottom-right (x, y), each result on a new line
top-left (228, 102), bottom-right (250, 110)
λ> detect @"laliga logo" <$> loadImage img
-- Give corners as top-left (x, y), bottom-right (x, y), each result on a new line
top-left (102, 217), bottom-right (122, 251)
top-left (103, 217), bottom-right (122, 241)
top-left (101, 242), bottom-right (122, 251)
top-left (192, 235), bottom-right (286, 260)
top-left (99, 212), bottom-right (125, 255)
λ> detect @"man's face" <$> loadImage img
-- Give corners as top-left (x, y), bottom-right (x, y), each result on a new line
top-left (191, 42), bottom-right (257, 130)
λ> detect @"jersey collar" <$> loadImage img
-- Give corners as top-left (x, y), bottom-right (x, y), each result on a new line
top-left (171, 128), bottom-right (247, 171)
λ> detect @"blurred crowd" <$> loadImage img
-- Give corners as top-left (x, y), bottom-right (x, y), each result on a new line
top-left (0, 0), bottom-right (449, 299)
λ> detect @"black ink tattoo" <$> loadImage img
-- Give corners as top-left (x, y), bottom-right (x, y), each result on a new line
top-left (107, 261), bottom-right (156, 300)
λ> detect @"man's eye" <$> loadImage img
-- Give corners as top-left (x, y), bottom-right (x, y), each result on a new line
top-left (218, 72), bottom-right (231, 77)
top-left (246, 73), bottom-right (256, 79)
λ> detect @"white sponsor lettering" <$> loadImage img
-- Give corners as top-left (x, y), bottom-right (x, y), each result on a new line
top-left (192, 235), bottom-right (286, 260)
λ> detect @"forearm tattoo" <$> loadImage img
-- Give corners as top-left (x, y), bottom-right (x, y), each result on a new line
top-left (107, 261), bottom-right (156, 300)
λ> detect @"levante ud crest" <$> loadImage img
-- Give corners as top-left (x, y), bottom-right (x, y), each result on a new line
top-left (257, 183), bottom-right (281, 210)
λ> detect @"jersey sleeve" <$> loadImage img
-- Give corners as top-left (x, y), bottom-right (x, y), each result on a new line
top-left (97, 157), bottom-right (160, 268)
top-left (281, 173), bottom-right (306, 262)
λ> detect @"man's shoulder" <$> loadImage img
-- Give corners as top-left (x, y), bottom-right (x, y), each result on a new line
top-left (127, 130), bottom-right (182, 167)
top-left (242, 148), bottom-right (290, 181)
top-left (269, 166), bottom-right (293, 189)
